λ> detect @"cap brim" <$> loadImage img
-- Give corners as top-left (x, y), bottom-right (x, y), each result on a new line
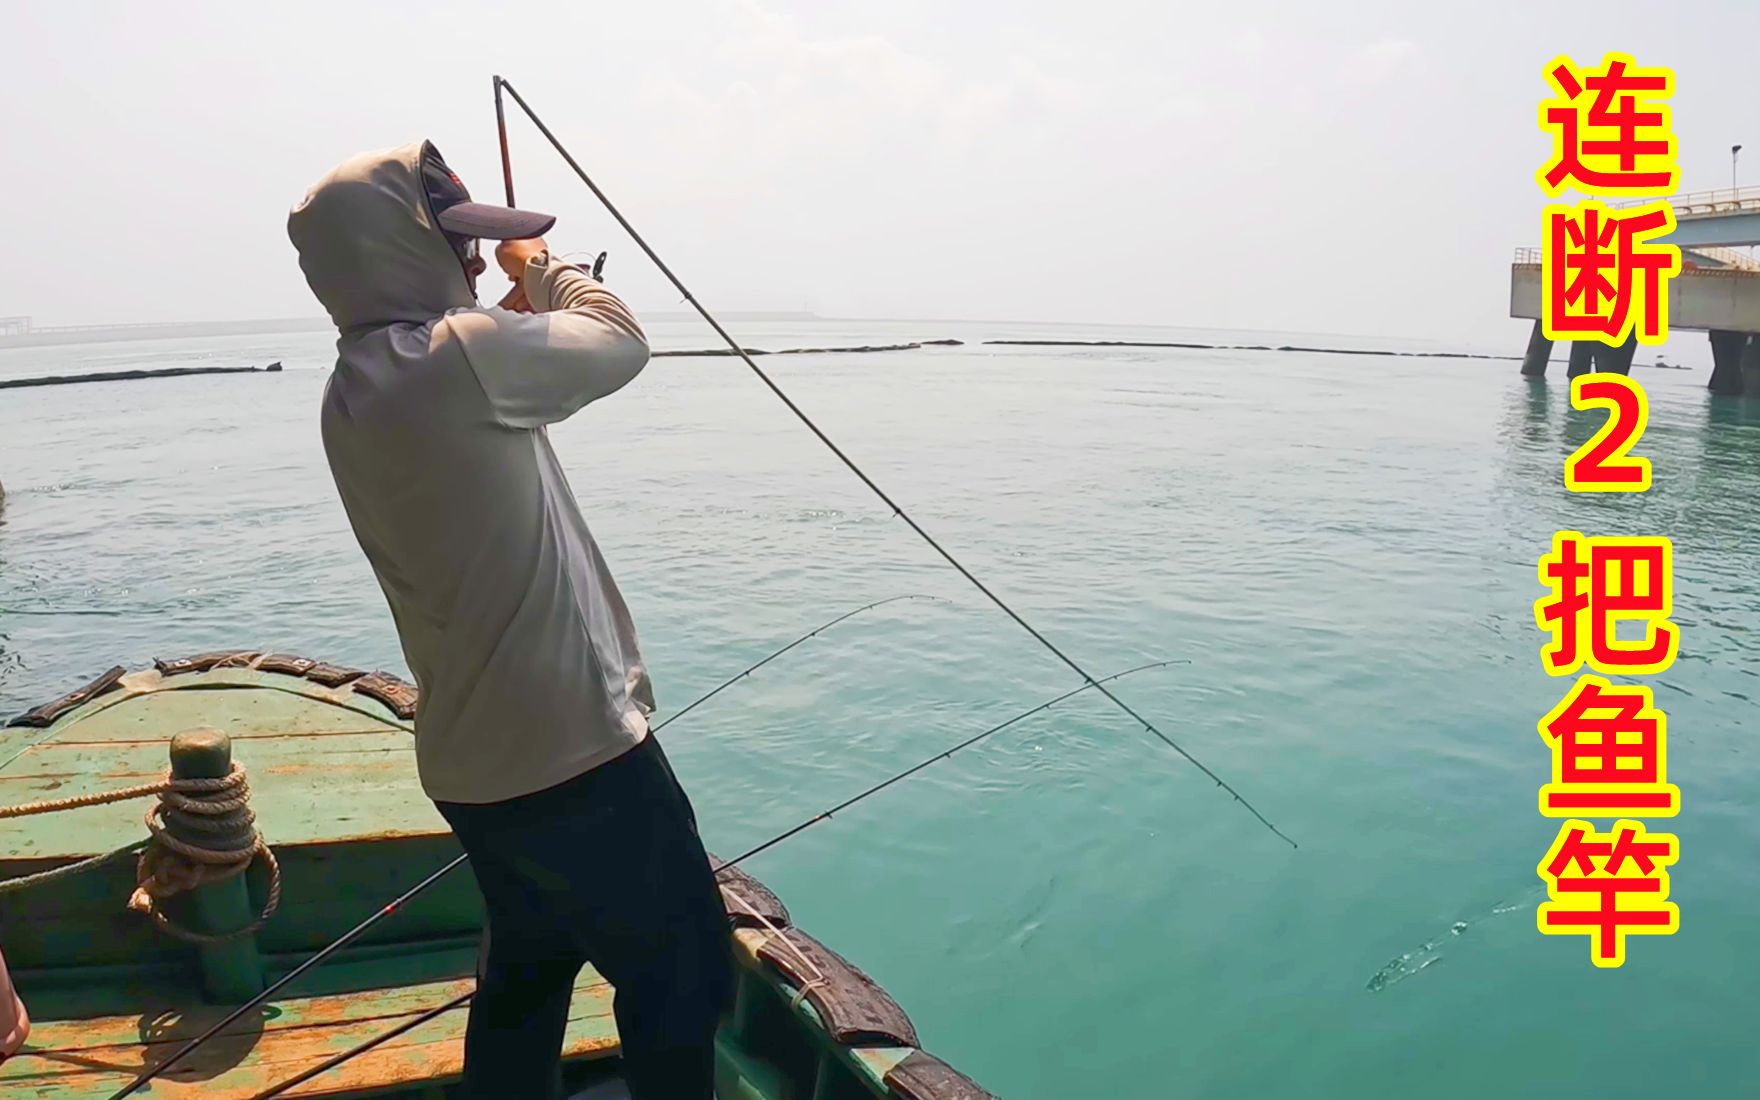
top-left (435, 202), bottom-right (556, 240)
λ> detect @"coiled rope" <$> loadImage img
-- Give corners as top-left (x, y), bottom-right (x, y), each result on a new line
top-left (0, 763), bottom-right (279, 943)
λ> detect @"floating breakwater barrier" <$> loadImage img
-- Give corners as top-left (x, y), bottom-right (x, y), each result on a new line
top-left (0, 362), bottom-right (283, 390)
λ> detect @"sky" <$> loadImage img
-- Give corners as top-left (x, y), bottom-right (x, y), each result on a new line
top-left (3, 1), bottom-right (1756, 346)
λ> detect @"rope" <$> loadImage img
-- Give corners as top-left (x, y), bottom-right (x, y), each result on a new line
top-left (0, 776), bottom-right (195, 818)
top-left (0, 840), bottom-right (145, 895)
top-left (0, 763), bottom-right (280, 944)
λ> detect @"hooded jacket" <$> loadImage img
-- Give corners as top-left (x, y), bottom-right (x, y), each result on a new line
top-left (288, 140), bottom-right (653, 804)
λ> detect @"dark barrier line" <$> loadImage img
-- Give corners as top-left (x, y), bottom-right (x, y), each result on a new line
top-left (982, 339), bottom-right (1525, 361)
top-left (0, 364), bottom-right (283, 390)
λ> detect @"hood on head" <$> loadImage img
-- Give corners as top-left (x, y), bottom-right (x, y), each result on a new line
top-left (287, 140), bottom-right (476, 332)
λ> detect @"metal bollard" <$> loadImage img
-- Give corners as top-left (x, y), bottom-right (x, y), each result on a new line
top-left (168, 728), bottom-right (266, 1001)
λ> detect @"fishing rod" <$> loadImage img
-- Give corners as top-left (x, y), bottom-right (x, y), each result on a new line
top-left (110, 852), bottom-right (465, 1099)
top-left (489, 75), bottom-right (1293, 850)
top-left (109, 593), bottom-right (925, 1100)
top-left (712, 658), bottom-right (1188, 872)
top-left (493, 76), bottom-right (603, 280)
top-left (651, 593), bottom-right (943, 735)
top-left (250, 990), bottom-right (475, 1100)
top-left (244, 657), bottom-right (1187, 1099)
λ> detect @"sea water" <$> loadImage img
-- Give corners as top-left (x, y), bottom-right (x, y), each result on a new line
top-left (1, 319), bottom-right (1754, 1098)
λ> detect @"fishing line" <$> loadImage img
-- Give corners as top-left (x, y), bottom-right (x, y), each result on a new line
top-left (107, 592), bottom-right (930, 1099)
top-left (491, 75), bottom-right (1294, 850)
top-left (651, 593), bottom-right (944, 735)
top-left (711, 658), bottom-right (1189, 873)
top-left (239, 657), bottom-right (1188, 1100)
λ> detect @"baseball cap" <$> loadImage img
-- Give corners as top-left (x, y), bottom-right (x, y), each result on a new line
top-left (421, 142), bottom-right (556, 241)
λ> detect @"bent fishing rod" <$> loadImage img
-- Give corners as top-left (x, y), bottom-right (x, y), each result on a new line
top-left (246, 657), bottom-right (1188, 1100)
top-left (490, 74), bottom-right (1293, 850)
top-left (110, 594), bottom-right (931, 1100)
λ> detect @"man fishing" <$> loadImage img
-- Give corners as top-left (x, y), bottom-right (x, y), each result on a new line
top-left (287, 141), bottom-right (733, 1100)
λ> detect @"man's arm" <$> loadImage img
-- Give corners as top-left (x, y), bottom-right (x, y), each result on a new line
top-left (447, 238), bottom-right (650, 430)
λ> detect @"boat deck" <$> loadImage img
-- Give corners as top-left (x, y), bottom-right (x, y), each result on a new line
top-left (0, 971), bottom-right (617, 1097)
top-left (1, 665), bottom-right (439, 861)
top-left (0, 658), bottom-right (997, 1098)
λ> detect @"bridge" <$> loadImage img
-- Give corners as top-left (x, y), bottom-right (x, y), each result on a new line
top-left (1509, 187), bottom-right (1760, 392)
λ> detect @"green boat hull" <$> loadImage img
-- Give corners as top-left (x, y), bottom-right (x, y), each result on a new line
top-left (0, 655), bottom-right (991, 1099)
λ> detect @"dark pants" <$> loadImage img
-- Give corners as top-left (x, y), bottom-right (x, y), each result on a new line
top-left (436, 734), bottom-right (734, 1100)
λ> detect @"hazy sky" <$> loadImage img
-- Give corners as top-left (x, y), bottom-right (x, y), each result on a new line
top-left (5, 1), bottom-right (1755, 345)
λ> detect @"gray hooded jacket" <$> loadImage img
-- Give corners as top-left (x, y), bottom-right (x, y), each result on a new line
top-left (288, 141), bottom-right (653, 804)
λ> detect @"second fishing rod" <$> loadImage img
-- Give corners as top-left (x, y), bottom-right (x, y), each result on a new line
top-left (246, 654), bottom-right (1191, 1100)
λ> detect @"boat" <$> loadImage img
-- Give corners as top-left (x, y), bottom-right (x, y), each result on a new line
top-left (0, 653), bottom-right (993, 1098)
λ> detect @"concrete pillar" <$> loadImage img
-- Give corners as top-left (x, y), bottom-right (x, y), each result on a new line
top-left (1742, 335), bottom-right (1760, 397)
top-left (1566, 341), bottom-right (1596, 378)
top-left (1520, 320), bottom-right (1553, 377)
top-left (168, 728), bottom-right (265, 1001)
top-left (1592, 333), bottom-right (1639, 375)
top-left (1709, 329), bottom-right (1747, 395)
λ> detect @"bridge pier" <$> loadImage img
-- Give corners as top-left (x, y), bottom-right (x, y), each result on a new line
top-left (1566, 341), bottom-right (1596, 378)
top-left (1709, 329), bottom-right (1747, 395)
top-left (1520, 320), bottom-right (1553, 377)
top-left (1741, 335), bottom-right (1760, 396)
top-left (1592, 332), bottom-right (1639, 375)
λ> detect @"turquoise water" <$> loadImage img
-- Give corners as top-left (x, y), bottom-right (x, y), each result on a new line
top-left (1, 321), bottom-right (1754, 1097)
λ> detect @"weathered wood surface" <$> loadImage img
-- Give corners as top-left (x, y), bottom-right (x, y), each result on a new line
top-left (1, 670), bottom-right (436, 861)
top-left (0, 662), bottom-right (994, 1099)
top-left (0, 972), bottom-right (617, 1098)
top-left (1, 667), bottom-right (462, 976)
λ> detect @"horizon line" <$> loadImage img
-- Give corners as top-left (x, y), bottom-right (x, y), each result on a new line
top-left (0, 311), bottom-right (1508, 350)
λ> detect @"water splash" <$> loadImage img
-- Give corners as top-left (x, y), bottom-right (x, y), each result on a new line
top-left (1366, 889), bottom-right (1542, 993)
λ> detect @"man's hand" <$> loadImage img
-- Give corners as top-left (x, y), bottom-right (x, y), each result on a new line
top-left (495, 237), bottom-right (549, 283)
top-left (0, 948), bottom-right (28, 1060)
top-left (496, 282), bottom-right (533, 314)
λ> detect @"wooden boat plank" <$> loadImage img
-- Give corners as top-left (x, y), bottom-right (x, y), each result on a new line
top-left (0, 973), bottom-right (618, 1097)
top-left (0, 724), bottom-right (49, 767)
top-left (14, 972), bottom-right (607, 1053)
top-left (0, 732), bottom-right (409, 783)
top-left (0, 741), bottom-right (445, 858)
top-left (29, 680), bottom-right (407, 745)
top-left (0, 778), bottom-right (445, 856)
top-left (3, 660), bottom-right (992, 1096)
